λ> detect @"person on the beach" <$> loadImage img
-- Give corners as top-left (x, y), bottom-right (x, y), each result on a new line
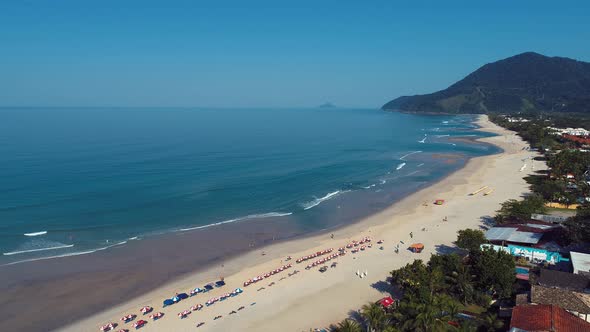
top-left (330, 233), bottom-right (334, 239)
top-left (410, 232), bottom-right (413, 238)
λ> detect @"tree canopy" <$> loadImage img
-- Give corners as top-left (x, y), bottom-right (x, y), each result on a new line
top-left (455, 229), bottom-right (487, 253)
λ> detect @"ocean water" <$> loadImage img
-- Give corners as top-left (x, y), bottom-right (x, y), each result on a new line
top-left (0, 108), bottom-right (498, 265)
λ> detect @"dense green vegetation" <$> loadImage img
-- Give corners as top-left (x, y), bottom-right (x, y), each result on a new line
top-left (382, 52), bottom-right (590, 114)
top-left (332, 230), bottom-right (513, 332)
top-left (494, 195), bottom-right (546, 223)
top-left (488, 114), bottom-right (590, 244)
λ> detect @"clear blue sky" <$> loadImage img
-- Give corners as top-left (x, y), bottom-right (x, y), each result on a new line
top-left (1, 0), bottom-right (589, 108)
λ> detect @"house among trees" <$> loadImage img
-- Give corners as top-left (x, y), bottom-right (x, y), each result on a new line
top-left (510, 304), bottom-right (590, 331)
top-left (484, 222), bottom-right (561, 249)
top-left (529, 285), bottom-right (590, 322)
top-left (537, 268), bottom-right (590, 292)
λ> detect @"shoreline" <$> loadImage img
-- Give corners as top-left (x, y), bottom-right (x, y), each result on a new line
top-left (55, 115), bottom-right (543, 332)
top-left (0, 116), bottom-right (491, 332)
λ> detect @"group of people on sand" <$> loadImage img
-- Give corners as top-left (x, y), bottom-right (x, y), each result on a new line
top-left (295, 248), bottom-right (334, 263)
top-left (345, 236), bottom-right (373, 253)
top-left (305, 250), bottom-right (345, 269)
top-left (205, 288), bottom-right (243, 306)
top-left (98, 235), bottom-right (387, 331)
top-left (344, 236), bottom-right (372, 249)
top-left (243, 263), bottom-right (293, 287)
top-left (101, 305), bottom-right (163, 331)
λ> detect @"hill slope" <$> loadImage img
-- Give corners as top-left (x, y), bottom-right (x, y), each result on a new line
top-left (382, 52), bottom-right (590, 114)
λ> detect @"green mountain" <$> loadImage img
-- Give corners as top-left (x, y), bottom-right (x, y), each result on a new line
top-left (382, 52), bottom-right (590, 114)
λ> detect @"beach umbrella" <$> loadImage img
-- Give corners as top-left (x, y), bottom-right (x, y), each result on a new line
top-left (163, 299), bottom-right (174, 307)
top-left (215, 280), bottom-right (226, 287)
top-left (172, 296), bottom-right (181, 302)
top-left (140, 306), bottom-right (152, 314)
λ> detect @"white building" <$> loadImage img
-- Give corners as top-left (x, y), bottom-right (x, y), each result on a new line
top-left (548, 127), bottom-right (590, 136)
top-left (570, 251), bottom-right (590, 277)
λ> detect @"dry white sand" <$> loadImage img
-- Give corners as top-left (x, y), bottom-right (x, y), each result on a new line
top-left (58, 115), bottom-right (543, 332)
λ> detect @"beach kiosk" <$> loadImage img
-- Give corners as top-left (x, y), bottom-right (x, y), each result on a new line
top-left (409, 243), bottom-right (424, 253)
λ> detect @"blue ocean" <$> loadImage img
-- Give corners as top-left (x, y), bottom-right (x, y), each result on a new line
top-left (0, 108), bottom-right (498, 265)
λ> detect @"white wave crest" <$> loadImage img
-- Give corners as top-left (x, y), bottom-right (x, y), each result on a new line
top-left (436, 134), bottom-right (450, 138)
top-left (24, 231), bottom-right (47, 237)
top-left (361, 184), bottom-right (377, 189)
top-left (417, 163), bottom-right (425, 167)
top-left (400, 151), bottom-right (422, 160)
top-left (418, 135), bottom-right (427, 143)
top-left (302, 191), bottom-right (346, 210)
top-left (179, 211), bottom-right (292, 232)
top-left (396, 163), bottom-right (406, 171)
top-left (1, 241), bottom-right (127, 266)
top-left (3, 244), bottom-right (74, 256)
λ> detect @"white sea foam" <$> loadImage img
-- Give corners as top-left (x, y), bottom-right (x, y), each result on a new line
top-left (396, 162), bottom-right (406, 171)
top-left (417, 163), bottom-right (425, 167)
top-left (442, 121), bottom-right (449, 124)
top-left (302, 191), bottom-right (346, 210)
top-left (3, 244), bottom-right (74, 256)
top-left (361, 184), bottom-right (377, 189)
top-left (1, 241), bottom-right (127, 266)
top-left (418, 135), bottom-right (427, 143)
top-left (128, 236), bottom-right (139, 240)
top-left (179, 211), bottom-right (293, 232)
top-left (406, 170), bottom-right (420, 176)
top-left (24, 231), bottom-right (47, 237)
top-left (380, 179), bottom-right (387, 185)
top-left (436, 134), bottom-right (450, 138)
top-left (400, 151), bottom-right (422, 160)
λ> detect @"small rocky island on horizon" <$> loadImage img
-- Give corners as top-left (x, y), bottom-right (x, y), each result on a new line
top-left (319, 102), bottom-right (336, 108)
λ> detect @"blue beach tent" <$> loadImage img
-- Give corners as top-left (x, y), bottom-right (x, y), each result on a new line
top-left (178, 293), bottom-right (189, 300)
top-left (163, 299), bottom-right (174, 307)
top-left (172, 296), bottom-right (180, 302)
top-left (215, 280), bottom-right (226, 287)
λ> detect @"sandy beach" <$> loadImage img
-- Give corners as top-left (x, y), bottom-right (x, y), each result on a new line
top-left (53, 115), bottom-right (543, 332)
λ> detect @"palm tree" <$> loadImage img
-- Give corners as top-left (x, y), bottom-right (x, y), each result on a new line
top-left (452, 320), bottom-right (477, 332)
top-left (481, 313), bottom-right (504, 332)
top-left (360, 303), bottom-right (388, 332)
top-left (445, 264), bottom-right (474, 304)
top-left (382, 326), bottom-right (401, 332)
top-left (334, 319), bottom-right (362, 332)
top-left (414, 303), bottom-right (437, 331)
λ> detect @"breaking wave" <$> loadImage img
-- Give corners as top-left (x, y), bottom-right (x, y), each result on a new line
top-left (400, 151), bottom-right (422, 160)
top-left (179, 212), bottom-right (293, 232)
top-left (302, 191), bottom-right (347, 210)
top-left (24, 231), bottom-right (47, 237)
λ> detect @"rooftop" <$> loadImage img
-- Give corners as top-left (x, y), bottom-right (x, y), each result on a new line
top-left (531, 285), bottom-right (590, 315)
top-left (510, 304), bottom-right (590, 332)
top-left (537, 269), bottom-right (589, 292)
top-left (485, 227), bottom-right (543, 244)
top-left (571, 252), bottom-right (590, 276)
